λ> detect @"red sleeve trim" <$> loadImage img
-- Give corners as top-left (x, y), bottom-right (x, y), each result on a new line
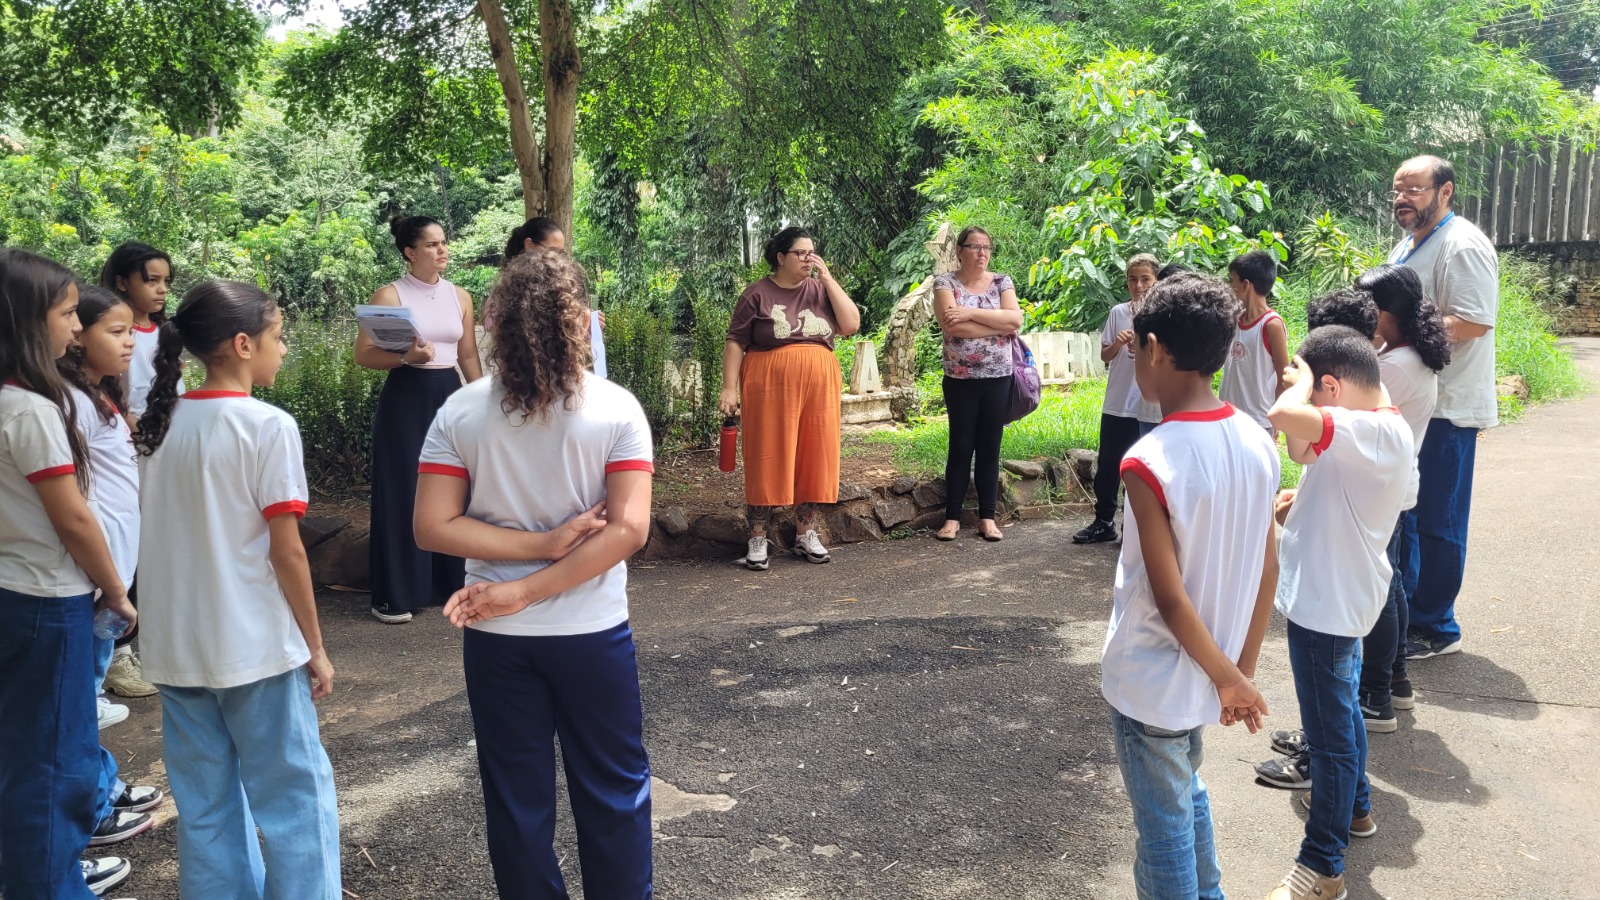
top-left (262, 500), bottom-right (308, 521)
top-left (418, 463), bottom-right (470, 479)
top-left (25, 464), bottom-right (76, 483)
top-left (1239, 308), bottom-right (1277, 330)
top-left (1118, 458), bottom-right (1167, 510)
top-left (1311, 409), bottom-right (1335, 456)
top-left (605, 460), bottom-right (656, 475)
top-left (1261, 313), bottom-right (1284, 353)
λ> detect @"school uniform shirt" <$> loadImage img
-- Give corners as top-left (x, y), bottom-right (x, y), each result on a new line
top-left (1380, 344), bottom-right (1438, 511)
top-left (1100, 404), bottom-right (1280, 731)
top-left (1275, 406), bottom-right (1415, 638)
top-left (1100, 302), bottom-right (1144, 419)
top-left (70, 388), bottom-right (140, 587)
top-left (0, 384), bottom-right (93, 597)
top-left (137, 392), bottom-right (311, 689)
top-left (1389, 215), bottom-right (1499, 430)
top-left (419, 372), bottom-right (654, 637)
top-left (126, 322), bottom-right (183, 417)
top-left (1218, 309), bottom-right (1284, 429)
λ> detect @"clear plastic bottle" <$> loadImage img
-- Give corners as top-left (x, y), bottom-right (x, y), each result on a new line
top-left (92, 607), bottom-right (130, 640)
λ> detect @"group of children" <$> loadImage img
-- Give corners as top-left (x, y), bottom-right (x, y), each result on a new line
top-left (1099, 253), bottom-right (1451, 899)
top-left (0, 244), bottom-right (339, 899)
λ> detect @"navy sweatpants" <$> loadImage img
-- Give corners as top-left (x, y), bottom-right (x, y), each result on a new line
top-left (463, 622), bottom-right (653, 900)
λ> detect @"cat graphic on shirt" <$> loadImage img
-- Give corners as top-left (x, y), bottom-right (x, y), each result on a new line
top-left (769, 305), bottom-right (833, 341)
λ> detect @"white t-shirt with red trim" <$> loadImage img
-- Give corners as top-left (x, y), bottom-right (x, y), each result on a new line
top-left (1276, 406), bottom-right (1414, 638)
top-left (71, 388), bottom-right (140, 586)
top-left (1218, 309), bottom-right (1284, 429)
top-left (420, 372), bottom-right (655, 637)
top-left (137, 391), bottom-right (311, 688)
top-left (1101, 403), bottom-right (1280, 731)
top-left (126, 321), bottom-right (183, 417)
top-left (0, 384), bottom-right (93, 597)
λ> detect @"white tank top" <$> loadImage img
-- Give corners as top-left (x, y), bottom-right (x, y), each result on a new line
top-left (392, 273), bottom-right (464, 369)
top-left (1218, 310), bottom-right (1282, 429)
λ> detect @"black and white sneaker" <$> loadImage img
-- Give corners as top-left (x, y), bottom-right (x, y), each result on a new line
top-left (82, 856), bottom-right (131, 895)
top-left (1361, 696), bottom-right (1398, 733)
top-left (1255, 748), bottom-right (1312, 789)
top-left (1405, 634), bottom-right (1462, 660)
top-left (88, 810), bottom-right (153, 847)
top-left (1071, 519), bottom-right (1118, 544)
top-left (1269, 729), bottom-right (1306, 756)
top-left (741, 536), bottom-right (770, 571)
top-left (1390, 677), bottom-right (1416, 711)
top-left (795, 530), bottom-right (831, 564)
top-left (113, 783), bottom-right (164, 814)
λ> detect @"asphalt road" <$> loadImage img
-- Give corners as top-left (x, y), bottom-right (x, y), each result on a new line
top-left (102, 339), bottom-right (1600, 899)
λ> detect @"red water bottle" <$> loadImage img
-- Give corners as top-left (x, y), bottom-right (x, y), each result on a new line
top-left (718, 416), bottom-right (739, 472)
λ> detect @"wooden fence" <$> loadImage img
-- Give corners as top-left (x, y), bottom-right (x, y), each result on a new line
top-left (1460, 140), bottom-right (1600, 246)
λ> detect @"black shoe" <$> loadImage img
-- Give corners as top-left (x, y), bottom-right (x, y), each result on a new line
top-left (1405, 634), bottom-right (1462, 660)
top-left (1390, 677), bottom-right (1415, 711)
top-left (1072, 519), bottom-right (1118, 544)
top-left (1360, 696), bottom-right (1398, 733)
top-left (1255, 748), bottom-right (1312, 789)
top-left (88, 810), bottom-right (153, 847)
top-left (1269, 729), bottom-right (1306, 756)
top-left (82, 857), bottom-right (131, 896)
top-left (113, 783), bottom-right (164, 814)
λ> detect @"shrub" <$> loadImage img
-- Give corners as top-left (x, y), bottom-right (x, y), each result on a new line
top-left (603, 305), bottom-right (675, 439)
top-left (255, 320), bottom-right (385, 493)
top-left (1497, 255), bottom-right (1588, 418)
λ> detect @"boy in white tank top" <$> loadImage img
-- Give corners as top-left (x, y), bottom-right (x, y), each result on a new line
top-left (1219, 249), bottom-right (1290, 430)
top-left (1101, 273), bottom-right (1280, 898)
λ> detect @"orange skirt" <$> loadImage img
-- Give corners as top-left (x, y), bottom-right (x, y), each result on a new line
top-left (741, 344), bottom-right (841, 506)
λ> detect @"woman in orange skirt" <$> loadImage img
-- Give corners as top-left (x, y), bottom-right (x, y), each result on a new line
top-left (718, 227), bottom-right (860, 571)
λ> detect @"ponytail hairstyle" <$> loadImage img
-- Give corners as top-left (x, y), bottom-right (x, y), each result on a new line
top-left (99, 242), bottom-right (174, 324)
top-left (390, 215), bottom-right (442, 263)
top-left (136, 280), bottom-right (278, 456)
top-left (1355, 263), bottom-right (1451, 373)
top-left (57, 284), bottom-right (130, 422)
top-left (486, 248), bottom-right (590, 422)
top-left (0, 249), bottom-right (91, 491)
top-left (504, 216), bottom-right (562, 262)
top-left (762, 226), bottom-right (813, 271)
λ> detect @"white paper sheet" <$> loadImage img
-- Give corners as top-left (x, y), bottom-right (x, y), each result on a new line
top-left (355, 304), bottom-right (421, 353)
top-left (590, 310), bottom-right (607, 379)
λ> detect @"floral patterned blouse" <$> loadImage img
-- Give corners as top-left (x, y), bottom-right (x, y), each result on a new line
top-left (936, 272), bottom-right (1016, 379)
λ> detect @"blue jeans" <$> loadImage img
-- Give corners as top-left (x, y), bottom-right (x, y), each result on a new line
top-left (1406, 419), bottom-right (1478, 642)
top-left (463, 622), bottom-right (653, 900)
top-left (1109, 707), bottom-right (1223, 900)
top-left (91, 632), bottom-right (123, 823)
top-left (1287, 621), bottom-right (1369, 878)
top-left (159, 667), bottom-right (341, 900)
top-left (0, 588), bottom-right (100, 899)
top-left (1360, 516), bottom-right (1411, 704)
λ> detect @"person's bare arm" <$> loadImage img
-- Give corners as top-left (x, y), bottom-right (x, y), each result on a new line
top-left (1265, 318), bottom-right (1292, 398)
top-left (1235, 515), bottom-right (1279, 679)
top-left (443, 470), bottom-right (652, 626)
top-left (36, 475), bottom-right (132, 626)
top-left (812, 259), bottom-right (861, 337)
top-left (940, 284), bottom-right (1023, 338)
top-left (1267, 357), bottom-right (1323, 464)
top-left (456, 288), bottom-right (484, 383)
top-left (355, 284), bottom-right (435, 370)
top-left (1444, 315), bottom-right (1492, 342)
top-left (718, 341), bottom-right (746, 416)
top-left (414, 472), bottom-right (607, 561)
top-left (267, 513), bottom-right (333, 699)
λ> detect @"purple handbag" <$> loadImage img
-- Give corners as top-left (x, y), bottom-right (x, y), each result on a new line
top-left (1006, 334), bottom-right (1041, 424)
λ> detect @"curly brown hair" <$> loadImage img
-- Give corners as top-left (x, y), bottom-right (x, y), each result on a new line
top-left (487, 248), bottom-right (592, 421)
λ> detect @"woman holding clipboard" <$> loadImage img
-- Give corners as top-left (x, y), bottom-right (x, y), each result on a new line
top-left (356, 215), bottom-right (484, 624)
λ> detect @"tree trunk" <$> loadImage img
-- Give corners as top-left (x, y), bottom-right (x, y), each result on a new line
top-left (479, 0), bottom-right (546, 220)
top-left (539, 0), bottom-right (582, 238)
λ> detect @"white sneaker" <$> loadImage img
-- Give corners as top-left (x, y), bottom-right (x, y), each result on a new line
top-left (82, 856), bottom-right (131, 895)
top-left (743, 536), bottom-right (770, 571)
top-left (795, 529), bottom-right (831, 564)
top-left (369, 607), bottom-right (413, 624)
top-left (97, 696), bottom-right (129, 730)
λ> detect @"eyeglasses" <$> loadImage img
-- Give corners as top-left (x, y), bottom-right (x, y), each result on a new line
top-left (1385, 185), bottom-right (1442, 202)
top-left (782, 249), bottom-right (816, 259)
top-left (960, 243), bottom-right (995, 254)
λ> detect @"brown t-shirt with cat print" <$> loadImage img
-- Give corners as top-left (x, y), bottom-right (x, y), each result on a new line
top-left (727, 276), bottom-right (838, 352)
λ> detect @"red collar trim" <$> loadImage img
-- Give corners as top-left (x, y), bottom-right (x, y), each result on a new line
top-left (1161, 403), bottom-right (1236, 424)
top-left (131, 321), bottom-right (158, 334)
top-left (184, 390), bottom-right (249, 400)
top-left (1239, 309), bottom-right (1278, 330)
top-left (2, 379), bottom-right (18, 387)
top-left (1373, 406), bottom-right (1401, 415)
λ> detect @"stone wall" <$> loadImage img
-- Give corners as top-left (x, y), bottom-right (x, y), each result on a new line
top-left (1514, 241), bottom-right (1600, 335)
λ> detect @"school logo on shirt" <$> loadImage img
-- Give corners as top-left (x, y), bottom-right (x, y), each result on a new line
top-left (1230, 340), bottom-right (1246, 360)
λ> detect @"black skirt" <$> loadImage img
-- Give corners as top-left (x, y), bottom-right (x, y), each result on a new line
top-left (369, 366), bottom-right (466, 614)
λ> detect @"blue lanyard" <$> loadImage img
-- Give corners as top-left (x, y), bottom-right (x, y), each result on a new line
top-left (1396, 211), bottom-right (1455, 264)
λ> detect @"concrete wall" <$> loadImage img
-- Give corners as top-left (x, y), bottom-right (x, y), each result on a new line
top-left (1515, 241), bottom-right (1600, 335)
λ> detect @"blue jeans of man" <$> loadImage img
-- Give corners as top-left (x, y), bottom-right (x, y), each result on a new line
top-left (1287, 620), bottom-right (1369, 878)
top-left (0, 588), bottom-right (100, 899)
top-left (463, 622), bottom-right (653, 900)
top-left (1109, 707), bottom-right (1223, 900)
top-left (1406, 418), bottom-right (1478, 642)
top-left (1360, 516), bottom-right (1411, 705)
top-left (159, 667), bottom-right (342, 900)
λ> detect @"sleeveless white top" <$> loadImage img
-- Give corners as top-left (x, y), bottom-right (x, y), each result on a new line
top-left (1218, 310), bottom-right (1282, 429)
top-left (392, 273), bottom-right (464, 369)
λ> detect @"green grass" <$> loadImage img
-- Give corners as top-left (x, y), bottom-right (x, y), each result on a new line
top-left (1493, 255), bottom-right (1589, 419)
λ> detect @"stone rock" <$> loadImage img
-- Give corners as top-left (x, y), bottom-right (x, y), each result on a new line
top-left (297, 515), bottom-right (349, 552)
top-left (910, 510), bottom-right (950, 531)
top-left (1008, 475), bottom-right (1054, 507)
top-left (911, 479), bottom-right (947, 509)
top-left (1015, 505), bottom-right (1054, 521)
top-left (655, 506), bottom-right (691, 537)
top-left (1001, 459), bottom-right (1045, 479)
top-left (1496, 374), bottom-right (1530, 403)
top-left (871, 494), bottom-right (917, 529)
top-left (890, 476), bottom-right (918, 495)
top-left (837, 481), bottom-right (873, 502)
top-left (690, 513), bottom-right (749, 546)
top-left (307, 524), bottom-right (370, 591)
top-left (824, 507), bottom-right (882, 544)
top-left (1068, 448), bottom-right (1098, 484)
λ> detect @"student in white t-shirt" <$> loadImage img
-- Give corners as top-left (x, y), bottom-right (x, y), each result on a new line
top-left (1219, 249), bottom-right (1291, 431)
top-left (135, 280), bottom-right (340, 900)
top-left (0, 249), bottom-right (139, 899)
top-left (1100, 273), bottom-right (1279, 899)
top-left (1262, 327), bottom-right (1414, 900)
top-left (99, 242), bottom-right (181, 426)
top-left (1075, 253), bottom-right (1161, 545)
top-left (414, 248), bottom-right (655, 899)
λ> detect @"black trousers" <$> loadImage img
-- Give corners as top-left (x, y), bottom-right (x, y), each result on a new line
top-left (943, 375), bottom-right (1013, 521)
top-left (1093, 413), bottom-right (1143, 523)
top-left (370, 366), bottom-right (466, 614)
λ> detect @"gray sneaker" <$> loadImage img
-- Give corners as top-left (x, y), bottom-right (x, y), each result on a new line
top-left (795, 529), bottom-right (830, 564)
top-left (744, 536), bottom-right (770, 571)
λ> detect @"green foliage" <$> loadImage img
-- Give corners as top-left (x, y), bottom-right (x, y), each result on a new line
top-left (236, 212), bottom-right (383, 318)
top-left (1292, 213), bottom-right (1389, 294)
top-left (866, 383), bottom-right (1105, 474)
top-left (602, 304), bottom-right (675, 438)
top-left (254, 321), bottom-right (386, 493)
top-left (1495, 255), bottom-right (1589, 417)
